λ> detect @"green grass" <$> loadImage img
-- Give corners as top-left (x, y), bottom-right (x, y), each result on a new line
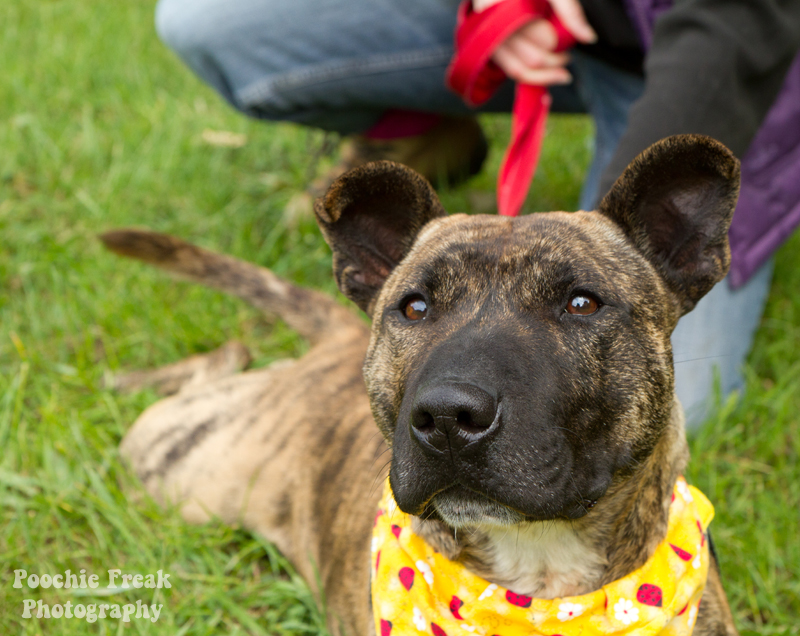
top-left (0, 0), bottom-right (797, 634)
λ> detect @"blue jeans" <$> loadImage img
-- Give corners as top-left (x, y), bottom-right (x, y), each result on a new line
top-left (156, 0), bottom-right (773, 428)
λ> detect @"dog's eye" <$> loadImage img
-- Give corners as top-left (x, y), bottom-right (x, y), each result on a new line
top-left (402, 295), bottom-right (428, 321)
top-left (566, 294), bottom-right (600, 316)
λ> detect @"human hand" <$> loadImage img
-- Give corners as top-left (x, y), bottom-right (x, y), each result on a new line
top-left (480, 0), bottom-right (597, 85)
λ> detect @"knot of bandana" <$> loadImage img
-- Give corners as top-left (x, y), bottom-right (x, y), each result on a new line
top-left (372, 477), bottom-right (714, 636)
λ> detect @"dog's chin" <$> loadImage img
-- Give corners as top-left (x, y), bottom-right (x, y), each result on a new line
top-left (431, 486), bottom-right (525, 529)
top-left (429, 483), bottom-right (603, 528)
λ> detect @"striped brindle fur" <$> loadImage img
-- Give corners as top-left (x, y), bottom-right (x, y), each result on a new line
top-left (104, 135), bottom-right (740, 635)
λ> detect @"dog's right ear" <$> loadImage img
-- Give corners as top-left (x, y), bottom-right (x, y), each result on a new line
top-left (315, 160), bottom-right (447, 315)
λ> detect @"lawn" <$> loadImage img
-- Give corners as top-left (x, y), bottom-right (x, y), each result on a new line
top-left (1, 1), bottom-right (798, 634)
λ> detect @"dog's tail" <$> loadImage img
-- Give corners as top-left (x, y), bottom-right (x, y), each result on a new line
top-left (100, 229), bottom-right (363, 344)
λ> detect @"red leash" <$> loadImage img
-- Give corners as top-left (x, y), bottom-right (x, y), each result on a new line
top-left (446, 0), bottom-right (575, 216)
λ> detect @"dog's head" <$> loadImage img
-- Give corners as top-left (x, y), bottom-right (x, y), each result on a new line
top-left (316, 135), bottom-right (739, 528)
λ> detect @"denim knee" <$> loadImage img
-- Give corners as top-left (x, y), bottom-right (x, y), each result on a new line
top-left (155, 0), bottom-right (204, 60)
top-left (155, 0), bottom-right (249, 105)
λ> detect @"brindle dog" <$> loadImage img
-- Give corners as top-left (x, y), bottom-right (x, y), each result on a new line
top-left (102, 134), bottom-right (740, 635)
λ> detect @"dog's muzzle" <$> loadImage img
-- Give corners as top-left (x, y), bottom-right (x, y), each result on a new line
top-left (409, 382), bottom-right (500, 457)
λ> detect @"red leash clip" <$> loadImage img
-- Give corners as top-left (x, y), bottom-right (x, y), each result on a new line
top-left (446, 0), bottom-right (576, 216)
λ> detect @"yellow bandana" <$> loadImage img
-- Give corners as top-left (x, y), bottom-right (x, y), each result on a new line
top-left (372, 477), bottom-right (713, 636)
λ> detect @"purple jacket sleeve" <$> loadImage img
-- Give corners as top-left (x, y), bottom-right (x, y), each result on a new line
top-left (600, 0), bottom-right (800, 197)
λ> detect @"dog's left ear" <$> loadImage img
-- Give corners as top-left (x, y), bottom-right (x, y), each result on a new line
top-left (315, 160), bottom-right (446, 315)
top-left (599, 134), bottom-right (740, 315)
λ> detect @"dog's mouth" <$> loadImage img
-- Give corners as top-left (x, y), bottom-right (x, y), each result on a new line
top-left (427, 483), bottom-right (605, 529)
top-left (431, 485), bottom-right (526, 528)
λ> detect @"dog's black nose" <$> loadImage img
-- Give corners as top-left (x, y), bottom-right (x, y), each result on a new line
top-left (410, 383), bottom-right (498, 455)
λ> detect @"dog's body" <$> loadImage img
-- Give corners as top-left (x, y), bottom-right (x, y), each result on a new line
top-left (104, 136), bottom-right (740, 635)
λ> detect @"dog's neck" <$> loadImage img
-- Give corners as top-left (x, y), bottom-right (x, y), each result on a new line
top-left (412, 401), bottom-right (689, 599)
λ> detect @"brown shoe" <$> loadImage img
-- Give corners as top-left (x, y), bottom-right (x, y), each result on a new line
top-left (285, 116), bottom-right (487, 225)
top-left (314, 115), bottom-right (487, 193)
